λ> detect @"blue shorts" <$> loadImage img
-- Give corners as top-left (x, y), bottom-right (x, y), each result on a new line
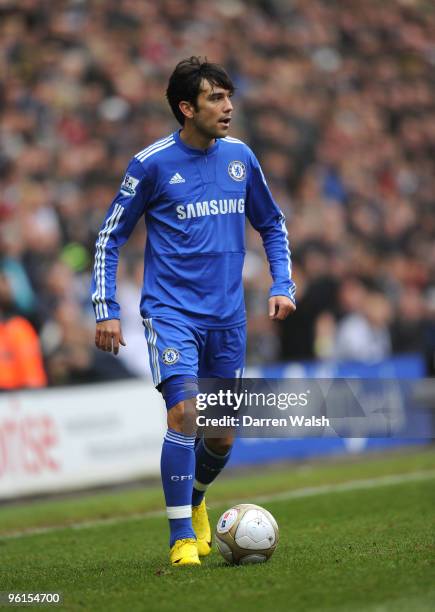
top-left (143, 317), bottom-right (246, 388)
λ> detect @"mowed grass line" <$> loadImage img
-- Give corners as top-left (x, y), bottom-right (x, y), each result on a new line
top-left (1, 469), bottom-right (434, 542)
top-left (0, 447), bottom-right (434, 535)
top-left (0, 456), bottom-right (434, 611)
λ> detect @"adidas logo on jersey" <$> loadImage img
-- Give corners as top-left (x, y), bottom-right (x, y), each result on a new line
top-left (169, 173), bottom-right (186, 184)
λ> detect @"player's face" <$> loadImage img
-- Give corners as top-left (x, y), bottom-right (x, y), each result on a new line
top-left (190, 80), bottom-right (233, 139)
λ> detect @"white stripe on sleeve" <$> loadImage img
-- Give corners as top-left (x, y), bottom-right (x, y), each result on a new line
top-left (92, 204), bottom-right (124, 319)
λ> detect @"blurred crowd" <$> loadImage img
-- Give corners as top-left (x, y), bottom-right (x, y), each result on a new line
top-left (1, 0), bottom-right (435, 388)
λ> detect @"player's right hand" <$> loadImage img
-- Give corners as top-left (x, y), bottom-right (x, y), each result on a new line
top-left (95, 319), bottom-right (126, 355)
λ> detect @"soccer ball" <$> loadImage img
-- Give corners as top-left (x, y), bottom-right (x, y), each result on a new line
top-left (215, 503), bottom-right (279, 565)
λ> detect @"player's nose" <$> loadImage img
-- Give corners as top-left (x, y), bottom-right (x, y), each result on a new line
top-left (224, 96), bottom-right (233, 112)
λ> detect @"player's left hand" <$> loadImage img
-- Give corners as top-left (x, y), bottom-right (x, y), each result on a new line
top-left (268, 296), bottom-right (296, 320)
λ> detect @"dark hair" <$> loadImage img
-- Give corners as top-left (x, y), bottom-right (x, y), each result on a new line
top-left (166, 56), bottom-right (234, 125)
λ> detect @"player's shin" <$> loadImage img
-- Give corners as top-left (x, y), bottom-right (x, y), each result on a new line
top-left (161, 429), bottom-right (196, 547)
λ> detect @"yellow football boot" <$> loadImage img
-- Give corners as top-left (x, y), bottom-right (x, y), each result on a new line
top-left (169, 538), bottom-right (201, 567)
top-left (192, 498), bottom-right (212, 557)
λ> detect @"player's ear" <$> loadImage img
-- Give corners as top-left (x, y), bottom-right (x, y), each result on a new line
top-left (179, 100), bottom-right (194, 120)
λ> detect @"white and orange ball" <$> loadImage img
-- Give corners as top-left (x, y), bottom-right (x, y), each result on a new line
top-left (215, 503), bottom-right (279, 565)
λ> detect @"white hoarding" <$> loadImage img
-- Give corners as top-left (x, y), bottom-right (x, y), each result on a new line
top-left (0, 381), bottom-right (165, 499)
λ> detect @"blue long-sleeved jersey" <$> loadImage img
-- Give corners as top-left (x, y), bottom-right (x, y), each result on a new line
top-left (91, 130), bottom-right (295, 328)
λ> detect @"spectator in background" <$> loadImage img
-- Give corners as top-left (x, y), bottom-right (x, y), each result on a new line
top-left (334, 290), bottom-right (393, 363)
top-left (391, 288), bottom-right (427, 355)
top-left (280, 242), bottom-right (339, 361)
top-left (0, 272), bottom-right (47, 389)
top-left (42, 298), bottom-right (137, 386)
top-left (117, 258), bottom-right (152, 378)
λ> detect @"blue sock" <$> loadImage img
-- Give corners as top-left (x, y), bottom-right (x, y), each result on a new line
top-left (161, 429), bottom-right (196, 547)
top-left (191, 438), bottom-right (231, 507)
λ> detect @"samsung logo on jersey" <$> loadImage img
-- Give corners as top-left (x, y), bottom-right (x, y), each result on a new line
top-left (176, 198), bottom-right (245, 220)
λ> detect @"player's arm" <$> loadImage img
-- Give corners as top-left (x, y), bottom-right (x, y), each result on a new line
top-left (91, 157), bottom-right (152, 354)
top-left (245, 150), bottom-right (296, 321)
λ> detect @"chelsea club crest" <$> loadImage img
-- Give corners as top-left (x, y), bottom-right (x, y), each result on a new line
top-left (228, 160), bottom-right (246, 181)
top-left (162, 347), bottom-right (180, 365)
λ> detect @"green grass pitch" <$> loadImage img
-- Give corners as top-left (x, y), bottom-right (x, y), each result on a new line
top-left (0, 448), bottom-right (434, 612)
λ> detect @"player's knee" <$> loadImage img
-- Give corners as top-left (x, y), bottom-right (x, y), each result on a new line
top-left (167, 399), bottom-right (197, 434)
top-left (161, 375), bottom-right (199, 434)
top-left (161, 375), bottom-right (199, 435)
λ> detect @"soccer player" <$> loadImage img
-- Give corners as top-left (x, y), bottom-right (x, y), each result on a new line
top-left (91, 57), bottom-right (296, 566)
